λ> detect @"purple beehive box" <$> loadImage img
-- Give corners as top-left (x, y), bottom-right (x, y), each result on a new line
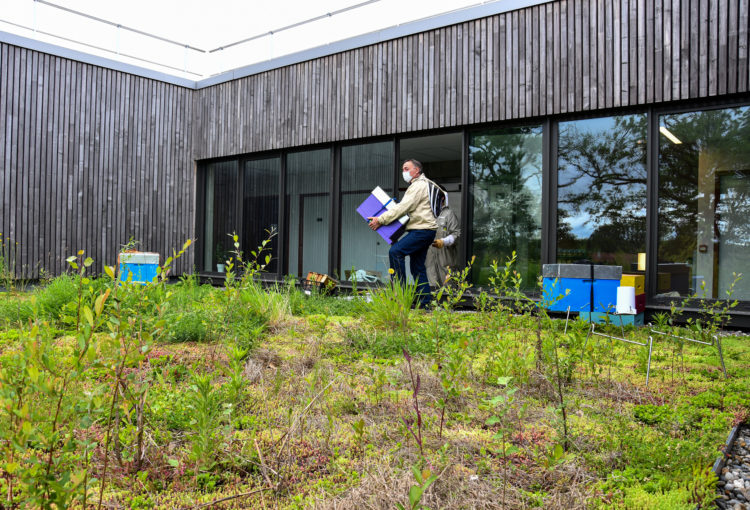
top-left (356, 186), bottom-right (409, 245)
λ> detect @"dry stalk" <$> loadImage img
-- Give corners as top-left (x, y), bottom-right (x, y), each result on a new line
top-left (186, 486), bottom-right (274, 509)
top-left (273, 375), bottom-right (340, 486)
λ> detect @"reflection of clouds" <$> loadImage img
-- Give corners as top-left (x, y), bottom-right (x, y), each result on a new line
top-left (568, 213), bottom-right (592, 237)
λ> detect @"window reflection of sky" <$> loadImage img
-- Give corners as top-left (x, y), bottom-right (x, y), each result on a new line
top-left (558, 114), bottom-right (647, 238)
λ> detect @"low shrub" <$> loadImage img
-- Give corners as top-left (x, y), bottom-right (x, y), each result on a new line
top-left (345, 326), bottom-right (432, 358)
top-left (633, 404), bottom-right (672, 426)
top-left (240, 283), bottom-right (290, 328)
top-left (148, 386), bottom-right (195, 431)
top-left (363, 277), bottom-right (418, 332)
top-left (170, 273), bottom-right (213, 309)
top-left (615, 485), bottom-right (697, 510)
top-left (0, 297), bottom-right (33, 325)
top-left (34, 274), bottom-right (77, 322)
top-left (165, 310), bottom-right (211, 343)
top-left (289, 287), bottom-right (361, 316)
top-left (227, 316), bottom-right (266, 352)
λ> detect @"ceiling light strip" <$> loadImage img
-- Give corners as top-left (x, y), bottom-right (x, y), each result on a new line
top-left (34, 0), bottom-right (208, 53)
top-left (659, 126), bottom-right (683, 144)
top-left (208, 0), bottom-right (381, 53)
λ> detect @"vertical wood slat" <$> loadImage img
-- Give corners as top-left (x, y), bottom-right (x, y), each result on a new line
top-left (739, 0), bottom-right (749, 92)
top-left (653, 0), bottom-right (663, 103)
top-left (503, 13), bottom-right (516, 119)
top-left (709, 0), bottom-right (719, 96)
top-left (671, 0), bottom-right (681, 99)
top-left (483, 17), bottom-right (490, 123)
top-left (0, 45), bottom-right (6, 249)
top-left (718, 0), bottom-right (729, 95)
top-left (567, 1), bottom-right (581, 112)
top-left (605, 0), bottom-right (615, 108)
top-left (636, 0), bottom-right (645, 104)
top-left (597, 0), bottom-right (606, 109)
top-left (18, 48), bottom-right (27, 276)
top-left (680, 0), bottom-right (690, 99)
top-left (688, 0), bottom-right (699, 97)
top-left (552, 2), bottom-right (560, 114)
top-left (645, 0), bottom-right (653, 103)
top-left (523, 9), bottom-right (536, 117)
top-left (728, 0), bottom-right (739, 94)
top-left (560, 1), bottom-right (569, 113)
top-left (582, 0), bottom-right (590, 110)
top-left (530, 7), bottom-right (538, 117)
top-left (630, 0), bottom-right (639, 104)
top-left (543, 4), bottom-right (552, 115)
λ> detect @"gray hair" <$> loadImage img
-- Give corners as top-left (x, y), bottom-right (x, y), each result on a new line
top-left (403, 159), bottom-right (423, 174)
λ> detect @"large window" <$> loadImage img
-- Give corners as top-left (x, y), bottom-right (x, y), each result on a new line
top-left (203, 160), bottom-right (239, 272)
top-left (658, 106), bottom-right (750, 300)
top-left (286, 149), bottom-right (331, 276)
top-left (340, 141), bottom-right (394, 282)
top-left (243, 157), bottom-right (280, 273)
top-left (557, 114), bottom-right (647, 269)
top-left (469, 126), bottom-right (543, 287)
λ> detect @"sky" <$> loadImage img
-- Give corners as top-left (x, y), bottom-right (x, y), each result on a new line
top-left (0, 0), bottom-right (495, 79)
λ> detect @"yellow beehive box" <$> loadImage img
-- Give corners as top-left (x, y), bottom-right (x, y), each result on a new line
top-left (621, 274), bottom-right (645, 294)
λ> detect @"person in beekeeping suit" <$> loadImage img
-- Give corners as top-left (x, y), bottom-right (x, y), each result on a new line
top-left (426, 193), bottom-right (461, 288)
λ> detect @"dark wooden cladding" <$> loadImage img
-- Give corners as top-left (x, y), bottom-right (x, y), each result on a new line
top-left (0, 42), bottom-right (194, 278)
top-left (3, 0), bottom-right (750, 278)
top-left (194, 0), bottom-right (750, 160)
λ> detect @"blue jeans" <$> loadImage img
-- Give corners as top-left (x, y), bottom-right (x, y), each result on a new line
top-left (389, 229), bottom-right (436, 307)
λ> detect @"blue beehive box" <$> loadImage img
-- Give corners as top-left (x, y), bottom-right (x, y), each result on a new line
top-left (592, 279), bottom-right (620, 312)
top-left (542, 264), bottom-right (623, 313)
top-left (543, 277), bottom-right (592, 312)
top-left (119, 252), bottom-right (159, 285)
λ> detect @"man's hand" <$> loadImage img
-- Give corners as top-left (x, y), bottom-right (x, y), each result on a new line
top-left (367, 217), bottom-right (381, 231)
top-left (432, 239), bottom-right (444, 249)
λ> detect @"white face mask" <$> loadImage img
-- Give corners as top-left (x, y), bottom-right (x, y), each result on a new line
top-left (402, 170), bottom-right (413, 183)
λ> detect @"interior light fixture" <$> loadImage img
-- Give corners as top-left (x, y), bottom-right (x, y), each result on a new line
top-left (659, 125), bottom-right (682, 144)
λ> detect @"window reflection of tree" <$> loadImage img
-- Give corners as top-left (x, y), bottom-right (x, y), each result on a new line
top-left (557, 115), bottom-right (647, 264)
top-left (470, 127), bottom-right (542, 287)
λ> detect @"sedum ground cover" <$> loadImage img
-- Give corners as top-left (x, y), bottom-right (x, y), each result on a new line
top-left (0, 250), bottom-right (748, 509)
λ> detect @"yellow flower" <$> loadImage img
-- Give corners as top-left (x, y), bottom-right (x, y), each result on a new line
top-left (388, 268), bottom-right (395, 275)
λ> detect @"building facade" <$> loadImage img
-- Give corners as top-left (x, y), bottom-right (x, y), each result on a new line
top-left (2, 0), bottom-right (750, 313)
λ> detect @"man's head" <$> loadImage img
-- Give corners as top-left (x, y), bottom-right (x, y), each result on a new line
top-left (402, 159), bottom-right (423, 183)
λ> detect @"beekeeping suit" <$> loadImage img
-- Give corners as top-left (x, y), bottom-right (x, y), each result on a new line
top-left (426, 198), bottom-right (460, 287)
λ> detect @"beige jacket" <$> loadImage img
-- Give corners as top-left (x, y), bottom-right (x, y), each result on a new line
top-left (378, 175), bottom-right (438, 230)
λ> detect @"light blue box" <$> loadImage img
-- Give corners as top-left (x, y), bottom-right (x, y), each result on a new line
top-left (543, 277), bottom-right (592, 312)
top-left (119, 252), bottom-right (159, 285)
top-left (580, 312), bottom-right (644, 326)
